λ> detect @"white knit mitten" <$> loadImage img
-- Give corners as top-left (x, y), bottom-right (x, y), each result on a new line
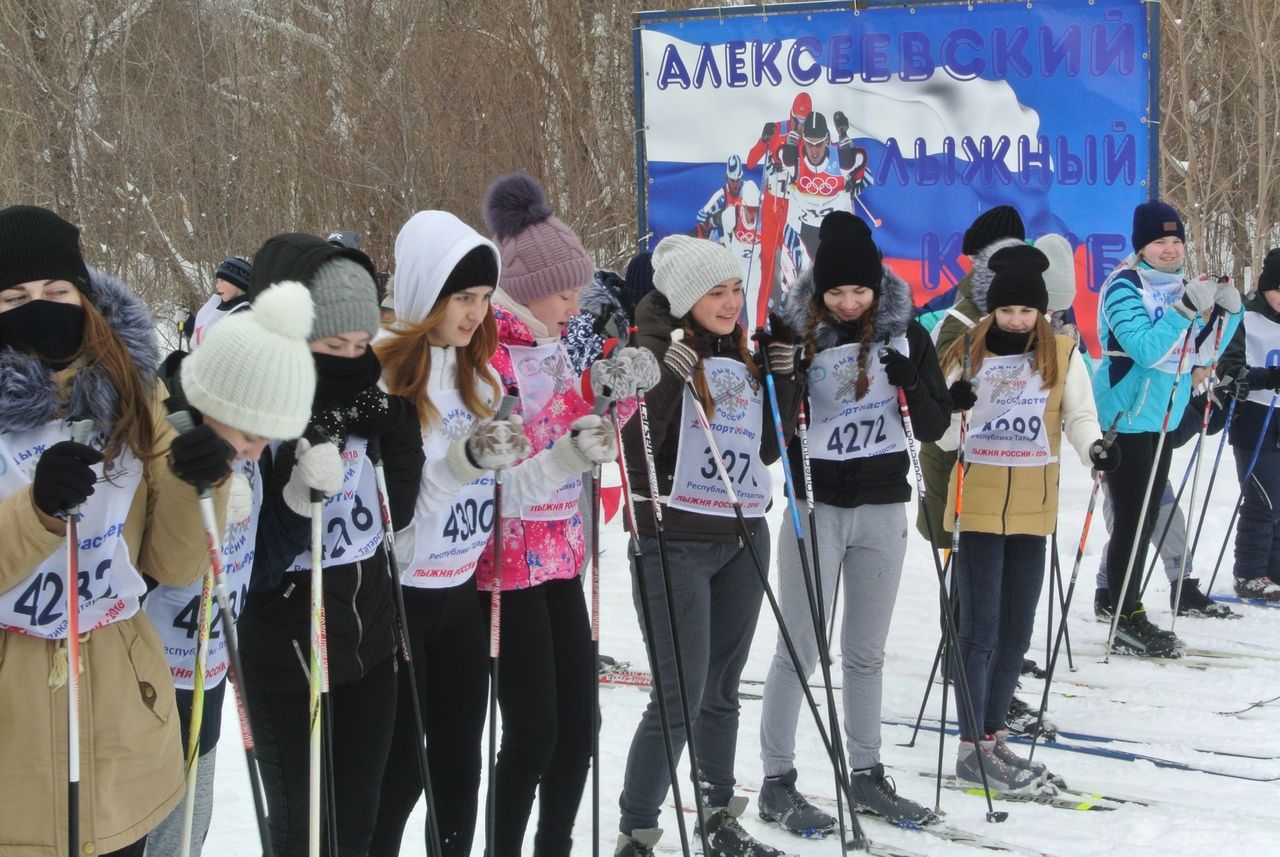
top-left (283, 438), bottom-right (344, 517)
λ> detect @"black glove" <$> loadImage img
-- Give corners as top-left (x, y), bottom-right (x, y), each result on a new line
top-left (1214, 375), bottom-right (1250, 405)
top-left (879, 348), bottom-right (918, 391)
top-left (308, 406), bottom-right (349, 451)
top-left (32, 441), bottom-right (103, 516)
top-left (1089, 438), bottom-right (1121, 473)
top-left (948, 379), bottom-right (977, 411)
top-left (169, 423), bottom-right (234, 487)
top-left (833, 110), bottom-right (850, 139)
top-left (760, 121), bottom-right (776, 142)
top-left (344, 387), bottom-right (405, 437)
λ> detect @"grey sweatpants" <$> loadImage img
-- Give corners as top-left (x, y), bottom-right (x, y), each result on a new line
top-left (760, 502), bottom-right (907, 776)
top-left (618, 522), bottom-right (769, 834)
top-left (1096, 479), bottom-right (1189, 589)
top-left (144, 746), bottom-right (217, 857)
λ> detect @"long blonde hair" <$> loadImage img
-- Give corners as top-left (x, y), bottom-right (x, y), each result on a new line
top-left (940, 313), bottom-right (1060, 389)
top-left (376, 301), bottom-right (501, 428)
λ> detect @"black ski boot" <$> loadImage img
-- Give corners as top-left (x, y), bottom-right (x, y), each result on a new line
top-left (1112, 607), bottom-right (1183, 658)
top-left (757, 768), bottom-right (835, 838)
top-left (1094, 588), bottom-right (1113, 622)
top-left (1006, 695), bottom-right (1058, 740)
top-left (1020, 658), bottom-right (1047, 679)
top-left (615, 828), bottom-right (663, 857)
top-left (1172, 577), bottom-right (1237, 618)
top-left (848, 763), bottom-right (938, 828)
top-left (704, 797), bottom-right (785, 857)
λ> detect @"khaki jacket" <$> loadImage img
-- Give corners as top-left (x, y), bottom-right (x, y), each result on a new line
top-left (0, 383), bottom-right (222, 856)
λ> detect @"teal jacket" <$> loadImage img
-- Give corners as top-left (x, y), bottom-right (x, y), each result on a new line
top-left (1092, 262), bottom-right (1241, 433)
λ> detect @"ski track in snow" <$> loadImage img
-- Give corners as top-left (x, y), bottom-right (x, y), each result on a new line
top-left (205, 443), bottom-right (1280, 856)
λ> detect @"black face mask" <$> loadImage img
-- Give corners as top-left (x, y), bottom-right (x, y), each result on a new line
top-left (312, 348), bottom-right (382, 408)
top-left (0, 300), bottom-right (86, 363)
top-left (986, 325), bottom-right (1034, 356)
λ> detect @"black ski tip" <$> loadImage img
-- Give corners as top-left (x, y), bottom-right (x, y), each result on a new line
top-left (986, 810), bottom-right (1009, 823)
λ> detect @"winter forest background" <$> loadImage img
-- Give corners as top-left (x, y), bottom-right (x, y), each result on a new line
top-left (2, 0), bottom-right (1277, 314)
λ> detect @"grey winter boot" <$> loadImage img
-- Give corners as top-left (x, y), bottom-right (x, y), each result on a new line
top-left (615, 828), bottom-right (663, 857)
top-left (848, 763), bottom-right (937, 828)
top-left (756, 768), bottom-right (836, 838)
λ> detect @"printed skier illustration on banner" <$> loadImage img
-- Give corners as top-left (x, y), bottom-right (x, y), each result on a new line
top-left (634, 0), bottom-right (1156, 354)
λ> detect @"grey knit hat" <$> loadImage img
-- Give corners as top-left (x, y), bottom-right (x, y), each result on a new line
top-left (651, 234), bottom-right (743, 318)
top-left (1036, 233), bottom-right (1076, 313)
top-left (309, 256), bottom-right (380, 340)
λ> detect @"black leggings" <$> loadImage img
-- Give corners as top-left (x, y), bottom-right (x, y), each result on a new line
top-left (371, 582), bottom-right (489, 857)
top-left (1103, 431), bottom-right (1174, 616)
top-left (105, 841), bottom-right (145, 857)
top-left (482, 577), bottom-right (596, 857)
top-left (248, 656), bottom-right (398, 857)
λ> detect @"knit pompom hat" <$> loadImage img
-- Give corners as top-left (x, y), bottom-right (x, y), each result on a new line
top-left (482, 172), bottom-right (594, 306)
top-left (181, 281), bottom-right (317, 439)
top-left (0, 205), bottom-right (92, 296)
top-left (621, 250), bottom-right (655, 314)
top-left (1035, 234), bottom-right (1076, 313)
top-left (651, 234), bottom-right (743, 319)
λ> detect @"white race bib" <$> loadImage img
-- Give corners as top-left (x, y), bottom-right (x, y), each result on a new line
top-left (507, 340), bottom-right (582, 521)
top-left (403, 391), bottom-right (495, 588)
top-left (0, 422), bottom-right (146, 638)
top-left (1134, 269), bottom-right (1196, 373)
top-left (1244, 310), bottom-right (1280, 406)
top-left (146, 458), bottom-right (260, 689)
top-left (807, 338), bottom-right (908, 461)
top-left (965, 354), bottom-right (1053, 467)
top-left (669, 358), bottom-right (772, 517)
top-left (191, 294), bottom-right (248, 349)
top-left (287, 436), bottom-right (384, 571)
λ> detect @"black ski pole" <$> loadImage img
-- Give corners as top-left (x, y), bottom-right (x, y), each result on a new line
top-left (895, 385), bottom-right (1007, 823)
top-left (1206, 393), bottom-right (1278, 594)
top-left (1050, 531), bottom-right (1074, 672)
top-left (1029, 414), bottom-right (1121, 761)
top-left (1187, 395), bottom-right (1237, 559)
top-left (757, 340), bottom-right (852, 855)
top-left (484, 389), bottom-right (519, 857)
top-left (604, 349), bottom-right (694, 857)
top-left (676, 371), bottom-right (874, 846)
top-left (366, 436), bottom-right (444, 857)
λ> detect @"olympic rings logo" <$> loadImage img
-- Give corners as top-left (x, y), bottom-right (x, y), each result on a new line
top-left (796, 174), bottom-right (842, 195)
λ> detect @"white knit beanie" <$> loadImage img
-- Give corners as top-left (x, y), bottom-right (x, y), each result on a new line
top-left (1036, 233), bottom-right (1077, 313)
top-left (651, 234), bottom-right (743, 318)
top-left (181, 281), bottom-right (317, 439)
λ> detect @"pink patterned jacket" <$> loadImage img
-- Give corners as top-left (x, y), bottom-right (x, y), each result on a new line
top-left (475, 304), bottom-right (635, 591)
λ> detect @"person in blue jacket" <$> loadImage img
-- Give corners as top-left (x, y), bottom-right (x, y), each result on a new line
top-left (1091, 200), bottom-right (1241, 657)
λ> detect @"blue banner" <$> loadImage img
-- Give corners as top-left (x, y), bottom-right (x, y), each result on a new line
top-left (634, 0), bottom-right (1156, 353)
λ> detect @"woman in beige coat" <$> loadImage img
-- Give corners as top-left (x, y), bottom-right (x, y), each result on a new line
top-left (0, 205), bottom-right (227, 856)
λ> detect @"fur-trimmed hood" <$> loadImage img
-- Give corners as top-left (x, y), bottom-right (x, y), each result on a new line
top-left (963, 236), bottom-right (1025, 315)
top-left (0, 268), bottom-right (157, 434)
top-left (783, 262), bottom-right (914, 350)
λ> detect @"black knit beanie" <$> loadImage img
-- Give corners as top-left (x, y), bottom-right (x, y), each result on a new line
top-left (0, 205), bottom-right (92, 296)
top-left (441, 244), bottom-right (500, 300)
top-left (1259, 249), bottom-right (1280, 293)
top-left (986, 244), bottom-right (1050, 313)
top-left (962, 205), bottom-right (1026, 256)
top-left (215, 256), bottom-right (253, 291)
top-left (1131, 200), bottom-right (1185, 251)
top-left (812, 212), bottom-right (882, 296)
top-left (621, 251), bottom-right (655, 313)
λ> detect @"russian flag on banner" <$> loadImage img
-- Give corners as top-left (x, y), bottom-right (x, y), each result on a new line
top-left (635, 0), bottom-right (1153, 357)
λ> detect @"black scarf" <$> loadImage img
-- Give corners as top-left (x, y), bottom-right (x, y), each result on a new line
top-left (0, 300), bottom-right (86, 365)
top-left (312, 348), bottom-right (382, 410)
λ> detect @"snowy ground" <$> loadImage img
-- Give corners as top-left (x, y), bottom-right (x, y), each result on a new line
top-left (205, 442), bottom-right (1280, 856)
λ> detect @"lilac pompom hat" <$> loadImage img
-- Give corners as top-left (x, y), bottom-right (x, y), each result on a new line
top-left (481, 171), bottom-right (594, 306)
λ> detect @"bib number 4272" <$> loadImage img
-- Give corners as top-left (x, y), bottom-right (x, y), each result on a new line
top-left (826, 415), bottom-right (887, 456)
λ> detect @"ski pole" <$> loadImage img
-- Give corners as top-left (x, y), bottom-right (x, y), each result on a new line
top-left (1171, 317), bottom-right (1228, 630)
top-left (366, 436), bottom-right (444, 857)
top-left (1188, 395), bottom-right (1238, 559)
top-left (757, 338), bottom-right (854, 854)
top-left (1206, 393), bottom-right (1278, 594)
top-left (1028, 413), bottom-right (1121, 763)
top-left (1050, 532), bottom-right (1074, 672)
top-left (164, 411), bottom-right (274, 856)
top-left (179, 570), bottom-right (214, 857)
top-left (632, 365), bottom-right (712, 856)
top-left (1106, 323), bottom-right (1197, 660)
top-left (484, 389), bottom-right (519, 857)
top-left (895, 387), bottom-right (1006, 823)
top-left (1136, 448), bottom-right (1196, 601)
top-left (675, 365), bottom-right (875, 844)
top-left (63, 417), bottom-right (94, 857)
top-left (797, 405), bottom-right (843, 655)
